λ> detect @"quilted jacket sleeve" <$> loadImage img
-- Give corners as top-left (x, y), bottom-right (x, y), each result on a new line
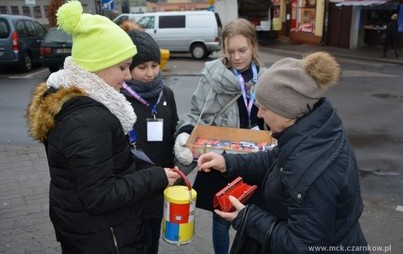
top-left (57, 107), bottom-right (168, 215)
top-left (223, 151), bottom-right (274, 185)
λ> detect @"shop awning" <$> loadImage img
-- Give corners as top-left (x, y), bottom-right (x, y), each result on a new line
top-left (330, 0), bottom-right (388, 6)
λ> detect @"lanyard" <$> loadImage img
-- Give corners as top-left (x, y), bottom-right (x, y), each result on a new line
top-left (122, 82), bottom-right (163, 118)
top-left (233, 63), bottom-right (258, 128)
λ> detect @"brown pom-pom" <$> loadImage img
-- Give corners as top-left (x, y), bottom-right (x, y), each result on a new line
top-left (302, 51), bottom-right (340, 89)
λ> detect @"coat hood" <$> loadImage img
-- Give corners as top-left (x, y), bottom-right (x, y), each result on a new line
top-left (202, 59), bottom-right (249, 95)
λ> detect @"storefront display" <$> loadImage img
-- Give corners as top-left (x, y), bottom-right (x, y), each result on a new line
top-left (297, 0), bottom-right (316, 33)
top-left (272, 0), bottom-right (281, 30)
top-left (362, 4), bottom-right (399, 45)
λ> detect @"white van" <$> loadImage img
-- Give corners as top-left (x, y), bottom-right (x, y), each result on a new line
top-left (135, 11), bottom-right (222, 59)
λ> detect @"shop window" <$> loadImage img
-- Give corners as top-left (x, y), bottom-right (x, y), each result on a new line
top-left (0, 6), bottom-right (8, 14)
top-left (44, 5), bottom-right (49, 18)
top-left (291, 0), bottom-right (297, 31)
top-left (272, 0), bottom-right (281, 31)
top-left (34, 6), bottom-right (42, 18)
top-left (297, 0), bottom-right (316, 33)
top-left (11, 6), bottom-right (19, 15)
top-left (22, 6), bottom-right (31, 17)
top-left (239, 0), bottom-right (271, 30)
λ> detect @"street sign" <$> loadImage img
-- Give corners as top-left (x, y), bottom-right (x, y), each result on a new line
top-left (25, 0), bottom-right (36, 6)
top-left (101, 0), bottom-right (114, 10)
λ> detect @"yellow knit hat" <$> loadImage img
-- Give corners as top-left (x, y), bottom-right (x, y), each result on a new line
top-left (56, 1), bottom-right (137, 72)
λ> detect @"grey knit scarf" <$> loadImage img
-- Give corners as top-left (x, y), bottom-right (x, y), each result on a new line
top-left (124, 72), bottom-right (164, 99)
top-left (46, 57), bottom-right (137, 134)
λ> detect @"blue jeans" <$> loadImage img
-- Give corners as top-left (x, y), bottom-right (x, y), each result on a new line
top-left (212, 212), bottom-right (231, 254)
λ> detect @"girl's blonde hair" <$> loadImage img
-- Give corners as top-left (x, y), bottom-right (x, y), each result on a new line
top-left (222, 18), bottom-right (262, 68)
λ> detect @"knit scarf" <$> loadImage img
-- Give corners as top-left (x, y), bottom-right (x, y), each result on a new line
top-left (46, 57), bottom-right (137, 134)
top-left (123, 72), bottom-right (164, 99)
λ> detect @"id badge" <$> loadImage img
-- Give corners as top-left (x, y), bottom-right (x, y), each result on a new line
top-left (147, 118), bottom-right (163, 141)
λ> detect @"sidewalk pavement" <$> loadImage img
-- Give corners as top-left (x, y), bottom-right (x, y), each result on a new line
top-left (0, 145), bottom-right (222, 254)
top-left (260, 40), bottom-right (403, 66)
top-left (1, 42), bottom-right (402, 254)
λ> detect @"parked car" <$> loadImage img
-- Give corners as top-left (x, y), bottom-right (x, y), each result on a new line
top-left (40, 27), bottom-right (72, 73)
top-left (0, 14), bottom-right (47, 72)
top-left (132, 11), bottom-right (222, 59)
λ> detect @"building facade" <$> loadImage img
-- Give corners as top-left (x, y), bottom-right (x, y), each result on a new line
top-left (0, 0), bottom-right (98, 26)
top-left (215, 0), bottom-right (401, 48)
top-left (327, 0), bottom-right (401, 48)
top-left (1, 0), bottom-right (401, 48)
top-left (146, 0), bottom-right (211, 12)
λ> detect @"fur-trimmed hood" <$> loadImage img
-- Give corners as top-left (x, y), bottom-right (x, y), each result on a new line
top-left (26, 83), bottom-right (87, 143)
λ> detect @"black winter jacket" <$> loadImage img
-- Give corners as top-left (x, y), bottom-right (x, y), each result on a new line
top-left (223, 98), bottom-right (368, 253)
top-left (385, 20), bottom-right (398, 40)
top-left (26, 84), bottom-right (169, 253)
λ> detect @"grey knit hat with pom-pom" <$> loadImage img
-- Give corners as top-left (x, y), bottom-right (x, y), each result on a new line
top-left (255, 51), bottom-right (340, 119)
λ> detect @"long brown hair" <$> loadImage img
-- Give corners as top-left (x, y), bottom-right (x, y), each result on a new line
top-left (221, 18), bottom-right (262, 68)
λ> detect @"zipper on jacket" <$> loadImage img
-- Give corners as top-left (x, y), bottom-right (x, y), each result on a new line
top-left (279, 132), bottom-right (343, 204)
top-left (293, 133), bottom-right (343, 201)
top-left (110, 227), bottom-right (120, 254)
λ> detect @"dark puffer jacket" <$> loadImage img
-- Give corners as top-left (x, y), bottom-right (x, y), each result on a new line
top-left (223, 98), bottom-right (368, 253)
top-left (26, 84), bottom-right (168, 253)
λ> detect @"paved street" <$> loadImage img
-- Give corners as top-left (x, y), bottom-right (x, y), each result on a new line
top-left (1, 42), bottom-right (402, 253)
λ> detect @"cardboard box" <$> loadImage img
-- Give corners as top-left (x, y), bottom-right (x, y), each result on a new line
top-left (186, 125), bottom-right (276, 159)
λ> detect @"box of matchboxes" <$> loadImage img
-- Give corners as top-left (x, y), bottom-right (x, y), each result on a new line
top-left (186, 125), bottom-right (277, 159)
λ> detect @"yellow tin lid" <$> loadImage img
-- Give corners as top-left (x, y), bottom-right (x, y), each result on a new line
top-left (164, 186), bottom-right (197, 204)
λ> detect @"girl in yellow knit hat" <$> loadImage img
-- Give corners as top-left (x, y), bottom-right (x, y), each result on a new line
top-left (25, 1), bottom-right (180, 253)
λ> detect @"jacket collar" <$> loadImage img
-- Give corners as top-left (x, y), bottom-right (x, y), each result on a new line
top-left (44, 57), bottom-right (136, 134)
top-left (202, 59), bottom-right (265, 95)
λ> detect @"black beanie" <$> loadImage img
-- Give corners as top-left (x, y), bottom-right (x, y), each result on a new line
top-left (127, 29), bottom-right (161, 69)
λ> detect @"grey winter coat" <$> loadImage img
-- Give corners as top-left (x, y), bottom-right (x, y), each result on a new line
top-left (176, 58), bottom-right (266, 131)
top-left (176, 58), bottom-right (267, 211)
